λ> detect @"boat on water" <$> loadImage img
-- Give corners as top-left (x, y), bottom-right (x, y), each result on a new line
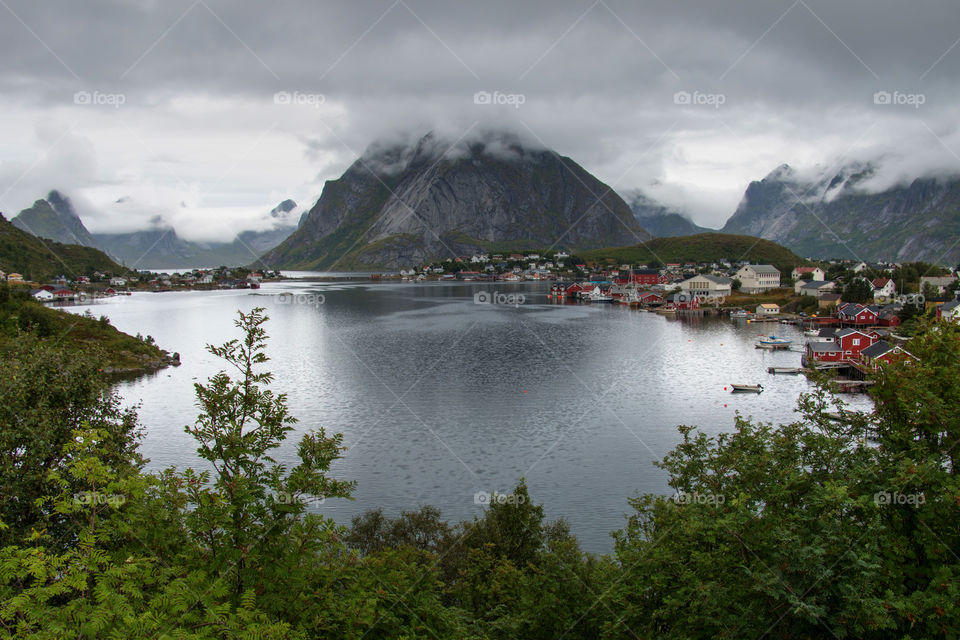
top-left (586, 289), bottom-right (613, 303)
top-left (768, 367), bottom-right (801, 374)
top-left (756, 335), bottom-right (793, 349)
top-left (730, 309), bottom-right (749, 318)
top-left (731, 384), bottom-right (763, 393)
top-left (804, 329), bottom-right (820, 337)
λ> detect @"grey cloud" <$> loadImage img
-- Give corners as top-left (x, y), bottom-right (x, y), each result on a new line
top-left (0, 0), bottom-right (958, 236)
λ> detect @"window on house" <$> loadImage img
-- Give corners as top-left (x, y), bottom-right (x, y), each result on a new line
top-left (852, 339), bottom-right (859, 346)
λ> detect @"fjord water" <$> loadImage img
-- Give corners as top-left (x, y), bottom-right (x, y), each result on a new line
top-left (69, 280), bottom-right (871, 553)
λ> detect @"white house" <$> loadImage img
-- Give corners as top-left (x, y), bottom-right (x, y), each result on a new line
top-left (31, 289), bottom-right (54, 302)
top-left (938, 300), bottom-right (960, 322)
top-left (795, 280), bottom-right (836, 298)
top-left (871, 277), bottom-right (896, 301)
top-left (680, 274), bottom-right (733, 298)
top-left (109, 276), bottom-right (126, 287)
top-left (756, 303), bottom-right (780, 316)
top-left (735, 264), bottom-right (781, 294)
top-left (792, 266), bottom-right (825, 281)
top-left (920, 275), bottom-right (958, 295)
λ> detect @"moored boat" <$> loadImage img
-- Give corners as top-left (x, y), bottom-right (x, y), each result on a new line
top-left (756, 335), bottom-right (792, 349)
top-left (730, 383), bottom-right (763, 393)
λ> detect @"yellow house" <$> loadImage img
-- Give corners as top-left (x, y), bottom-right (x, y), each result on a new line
top-left (7, 273), bottom-right (24, 283)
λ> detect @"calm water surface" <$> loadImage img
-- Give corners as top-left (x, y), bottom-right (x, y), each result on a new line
top-left (68, 279), bottom-right (871, 553)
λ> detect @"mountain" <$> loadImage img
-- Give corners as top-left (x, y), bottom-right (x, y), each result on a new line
top-left (623, 190), bottom-right (712, 237)
top-left (88, 199), bottom-right (299, 269)
top-left (0, 213), bottom-right (126, 282)
top-left (260, 132), bottom-right (650, 270)
top-left (12, 191), bottom-right (98, 247)
top-left (580, 233), bottom-right (805, 275)
top-left (721, 164), bottom-right (960, 264)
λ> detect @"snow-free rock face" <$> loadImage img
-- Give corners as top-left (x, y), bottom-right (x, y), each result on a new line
top-left (721, 164), bottom-right (960, 264)
top-left (622, 189), bottom-right (711, 238)
top-left (12, 191), bottom-right (98, 247)
top-left (260, 132), bottom-right (651, 270)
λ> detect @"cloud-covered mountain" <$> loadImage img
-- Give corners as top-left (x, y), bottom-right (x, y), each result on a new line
top-left (11, 194), bottom-right (299, 270)
top-left (260, 131), bottom-right (650, 269)
top-left (721, 164), bottom-right (960, 264)
top-left (12, 191), bottom-right (98, 247)
top-left (621, 190), bottom-right (713, 238)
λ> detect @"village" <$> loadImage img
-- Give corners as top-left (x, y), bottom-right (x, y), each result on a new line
top-left (11, 267), bottom-right (283, 303)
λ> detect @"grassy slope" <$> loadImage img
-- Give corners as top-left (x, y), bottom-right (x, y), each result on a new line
top-left (0, 214), bottom-right (127, 282)
top-left (0, 292), bottom-right (171, 372)
top-left (580, 233), bottom-right (807, 274)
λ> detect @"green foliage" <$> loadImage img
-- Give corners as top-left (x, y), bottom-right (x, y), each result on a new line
top-left (0, 214), bottom-right (125, 282)
top-left (0, 340), bottom-right (141, 548)
top-left (842, 276), bottom-right (874, 303)
top-left (4, 310), bottom-right (960, 638)
top-left (580, 233), bottom-right (806, 274)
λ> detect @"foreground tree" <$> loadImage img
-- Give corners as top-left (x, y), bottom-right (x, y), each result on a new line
top-left (605, 322), bottom-right (960, 639)
top-left (0, 338), bottom-right (140, 548)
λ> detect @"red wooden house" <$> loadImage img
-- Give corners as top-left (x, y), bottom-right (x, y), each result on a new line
top-left (805, 341), bottom-right (844, 363)
top-left (612, 268), bottom-right (663, 286)
top-left (664, 292), bottom-right (700, 310)
top-left (834, 328), bottom-right (875, 360)
top-left (860, 340), bottom-right (916, 370)
top-left (837, 303), bottom-right (879, 325)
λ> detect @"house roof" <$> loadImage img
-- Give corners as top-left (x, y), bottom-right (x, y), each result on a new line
top-left (872, 277), bottom-right (890, 288)
top-left (817, 328), bottom-right (836, 337)
top-left (861, 340), bottom-right (892, 358)
top-left (819, 293), bottom-right (841, 302)
top-left (835, 328), bottom-right (871, 338)
top-left (741, 264), bottom-right (780, 274)
top-left (940, 299), bottom-right (960, 312)
top-left (808, 341), bottom-right (842, 353)
top-left (794, 266), bottom-right (820, 273)
top-left (684, 274), bottom-right (732, 285)
top-left (758, 303), bottom-right (780, 309)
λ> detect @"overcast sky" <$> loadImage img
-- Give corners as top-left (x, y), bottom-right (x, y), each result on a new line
top-left (1, 0), bottom-right (958, 240)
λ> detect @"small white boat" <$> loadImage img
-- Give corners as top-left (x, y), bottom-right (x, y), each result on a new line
top-left (587, 289), bottom-right (614, 302)
top-left (731, 384), bottom-right (763, 393)
top-left (730, 309), bottom-right (749, 318)
top-left (757, 335), bottom-right (792, 348)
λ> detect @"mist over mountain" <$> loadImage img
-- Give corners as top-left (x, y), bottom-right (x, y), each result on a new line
top-left (11, 194), bottom-right (300, 270)
top-left (12, 191), bottom-right (98, 247)
top-left (721, 163), bottom-right (960, 264)
top-left (621, 189), bottom-right (713, 238)
top-left (260, 131), bottom-right (649, 270)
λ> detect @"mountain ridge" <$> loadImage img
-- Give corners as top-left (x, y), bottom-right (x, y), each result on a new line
top-left (260, 132), bottom-right (651, 269)
top-left (721, 164), bottom-right (960, 264)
